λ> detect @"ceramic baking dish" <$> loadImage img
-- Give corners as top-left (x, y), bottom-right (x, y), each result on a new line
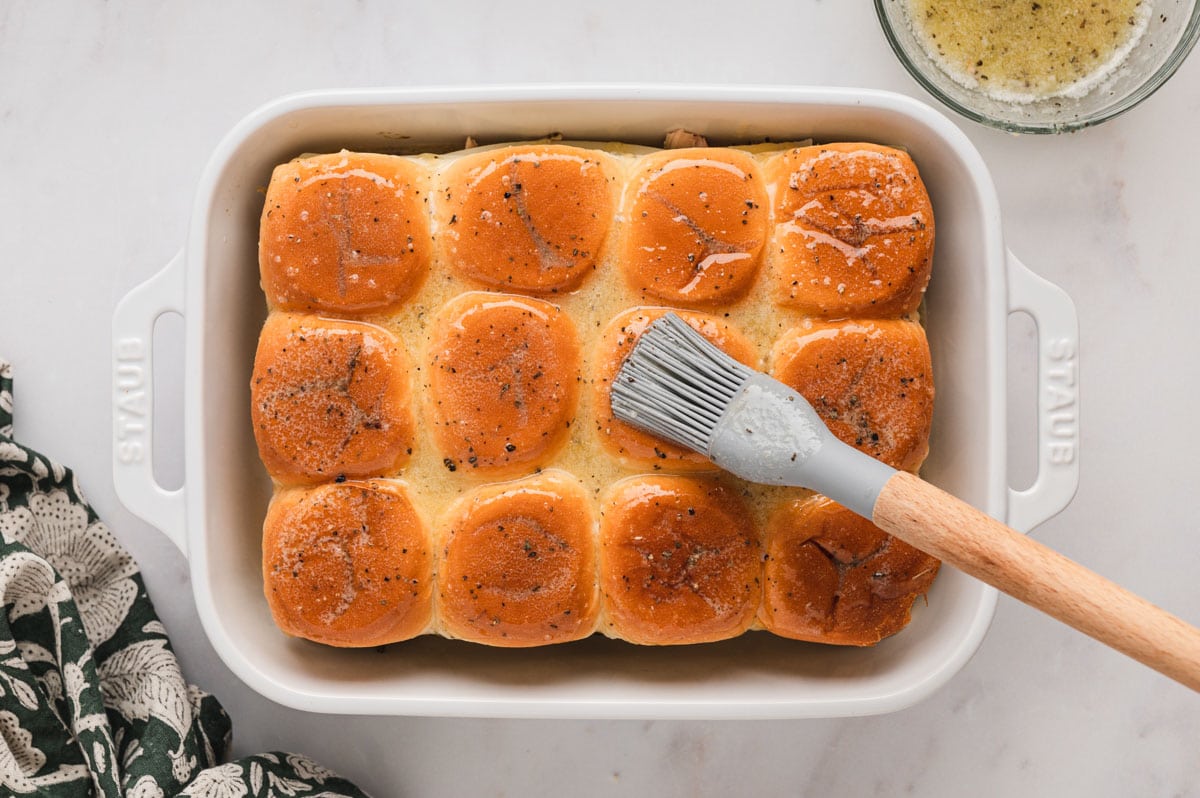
top-left (111, 85), bottom-right (1079, 719)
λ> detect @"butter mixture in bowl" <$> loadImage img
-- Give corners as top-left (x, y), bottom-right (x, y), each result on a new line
top-left (876, 0), bottom-right (1200, 132)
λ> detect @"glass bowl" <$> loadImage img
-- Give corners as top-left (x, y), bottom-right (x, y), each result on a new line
top-left (876, 0), bottom-right (1200, 133)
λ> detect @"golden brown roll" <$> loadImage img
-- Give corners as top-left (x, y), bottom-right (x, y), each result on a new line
top-left (592, 307), bottom-right (759, 471)
top-left (599, 476), bottom-right (761, 645)
top-left (759, 494), bottom-right (939, 645)
top-left (259, 151), bottom-right (432, 314)
top-left (436, 470), bottom-right (599, 646)
top-left (766, 143), bottom-right (933, 318)
top-left (251, 313), bottom-right (414, 485)
top-left (427, 291), bottom-right (581, 476)
top-left (436, 144), bottom-right (618, 294)
top-left (620, 148), bottom-right (768, 306)
top-left (771, 319), bottom-right (933, 471)
top-left (263, 479), bottom-right (433, 647)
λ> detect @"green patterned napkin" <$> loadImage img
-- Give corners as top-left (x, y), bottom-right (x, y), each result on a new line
top-left (0, 360), bottom-right (370, 797)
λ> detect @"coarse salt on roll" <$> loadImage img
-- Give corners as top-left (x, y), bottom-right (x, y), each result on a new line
top-left (620, 147), bottom-right (768, 307)
top-left (263, 479), bottom-right (433, 647)
top-left (766, 142), bottom-right (933, 318)
top-left (251, 312), bottom-right (415, 485)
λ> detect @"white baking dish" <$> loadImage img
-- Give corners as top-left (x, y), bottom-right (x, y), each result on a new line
top-left (111, 85), bottom-right (1079, 719)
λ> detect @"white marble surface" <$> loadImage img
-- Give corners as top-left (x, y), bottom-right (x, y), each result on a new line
top-left (2, 1), bottom-right (1199, 795)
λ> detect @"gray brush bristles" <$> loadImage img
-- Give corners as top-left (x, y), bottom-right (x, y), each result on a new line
top-left (610, 313), bottom-right (755, 454)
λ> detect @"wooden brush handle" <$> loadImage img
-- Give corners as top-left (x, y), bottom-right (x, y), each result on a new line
top-left (873, 471), bottom-right (1200, 692)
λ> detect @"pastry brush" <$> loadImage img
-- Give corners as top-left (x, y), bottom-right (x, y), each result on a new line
top-left (610, 312), bottom-right (1200, 692)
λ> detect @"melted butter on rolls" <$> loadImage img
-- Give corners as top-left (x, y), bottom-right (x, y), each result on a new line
top-left (253, 137), bottom-right (941, 649)
top-left (620, 148), bottom-right (769, 306)
top-left (766, 143), bottom-right (934, 318)
top-left (427, 291), bottom-right (581, 476)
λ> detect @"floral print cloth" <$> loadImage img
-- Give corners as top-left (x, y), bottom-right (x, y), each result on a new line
top-left (0, 361), bottom-right (369, 797)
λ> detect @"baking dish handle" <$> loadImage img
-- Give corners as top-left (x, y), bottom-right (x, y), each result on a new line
top-left (112, 251), bottom-right (188, 555)
top-left (1005, 250), bottom-right (1080, 534)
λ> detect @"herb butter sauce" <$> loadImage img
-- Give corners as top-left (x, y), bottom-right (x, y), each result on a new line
top-left (905, 0), bottom-right (1152, 102)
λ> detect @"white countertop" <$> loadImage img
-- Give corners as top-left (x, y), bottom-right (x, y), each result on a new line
top-left (3, 2), bottom-right (1198, 795)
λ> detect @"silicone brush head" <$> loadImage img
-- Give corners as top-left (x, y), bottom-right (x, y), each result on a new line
top-left (611, 312), bottom-right (895, 518)
top-left (609, 313), bottom-right (754, 454)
